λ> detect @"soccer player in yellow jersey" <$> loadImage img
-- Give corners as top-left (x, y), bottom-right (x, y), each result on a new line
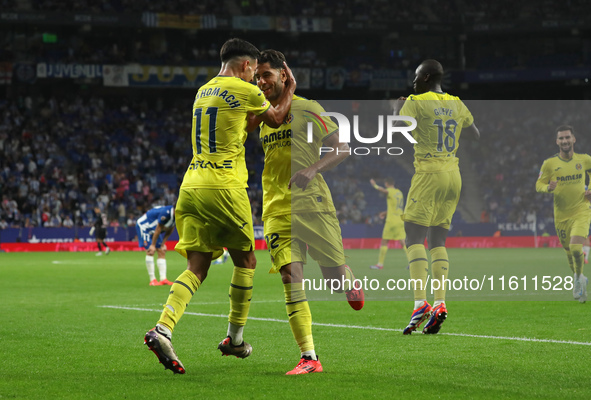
top-left (144, 38), bottom-right (296, 374)
top-left (369, 177), bottom-right (406, 270)
top-left (536, 125), bottom-right (591, 303)
top-left (253, 49), bottom-right (364, 375)
top-left (394, 60), bottom-right (480, 335)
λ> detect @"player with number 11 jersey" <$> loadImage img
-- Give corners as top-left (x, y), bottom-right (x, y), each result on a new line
top-left (182, 76), bottom-right (270, 190)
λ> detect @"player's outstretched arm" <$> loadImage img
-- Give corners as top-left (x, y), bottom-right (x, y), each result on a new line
top-left (289, 132), bottom-right (348, 190)
top-left (370, 179), bottom-right (389, 194)
top-left (258, 62), bottom-right (297, 128)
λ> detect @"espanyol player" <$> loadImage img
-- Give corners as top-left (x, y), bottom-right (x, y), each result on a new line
top-left (136, 205), bottom-right (176, 286)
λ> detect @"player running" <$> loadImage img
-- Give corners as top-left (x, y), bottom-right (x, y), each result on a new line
top-left (536, 125), bottom-right (591, 303)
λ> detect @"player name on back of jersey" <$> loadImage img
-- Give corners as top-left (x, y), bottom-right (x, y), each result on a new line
top-left (195, 86), bottom-right (241, 108)
top-left (433, 107), bottom-right (454, 116)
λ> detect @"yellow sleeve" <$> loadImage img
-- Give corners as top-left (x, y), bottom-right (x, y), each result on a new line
top-left (460, 101), bottom-right (474, 127)
top-left (535, 160), bottom-right (552, 193)
top-left (246, 84), bottom-right (271, 116)
top-left (398, 95), bottom-right (418, 126)
top-left (586, 154), bottom-right (591, 174)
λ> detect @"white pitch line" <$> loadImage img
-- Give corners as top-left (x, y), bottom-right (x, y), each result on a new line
top-left (99, 305), bottom-right (591, 347)
top-left (51, 260), bottom-right (94, 265)
top-left (119, 300), bottom-right (284, 306)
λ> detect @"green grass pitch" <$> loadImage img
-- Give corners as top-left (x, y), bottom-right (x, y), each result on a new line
top-left (1, 248), bottom-right (590, 399)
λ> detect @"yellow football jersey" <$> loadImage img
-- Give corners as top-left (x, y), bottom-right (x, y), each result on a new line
top-left (386, 187), bottom-right (404, 223)
top-left (399, 91), bottom-right (474, 173)
top-left (536, 152), bottom-right (591, 221)
top-left (260, 95), bottom-right (337, 220)
top-left (181, 76), bottom-right (270, 189)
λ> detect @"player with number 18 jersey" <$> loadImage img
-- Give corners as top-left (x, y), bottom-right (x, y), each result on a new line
top-left (399, 92), bottom-right (474, 228)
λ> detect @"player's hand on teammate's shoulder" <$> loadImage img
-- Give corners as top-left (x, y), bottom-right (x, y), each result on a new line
top-left (548, 180), bottom-right (558, 192)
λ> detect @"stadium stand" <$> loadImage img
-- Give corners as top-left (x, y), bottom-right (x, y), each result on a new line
top-left (1, 0), bottom-right (591, 238)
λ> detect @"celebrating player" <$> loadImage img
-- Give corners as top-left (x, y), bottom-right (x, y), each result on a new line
top-left (136, 205), bottom-right (176, 286)
top-left (254, 49), bottom-right (364, 375)
top-left (144, 38), bottom-right (296, 374)
top-left (394, 59), bottom-right (480, 334)
top-left (536, 125), bottom-right (591, 303)
top-left (369, 178), bottom-right (406, 270)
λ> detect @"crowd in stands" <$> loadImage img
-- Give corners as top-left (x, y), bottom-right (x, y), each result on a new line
top-left (0, 95), bottom-right (188, 229)
top-left (1, 1), bottom-right (589, 236)
top-left (0, 94), bottom-right (410, 230)
top-left (3, 95), bottom-right (590, 232)
top-left (3, 0), bottom-right (588, 73)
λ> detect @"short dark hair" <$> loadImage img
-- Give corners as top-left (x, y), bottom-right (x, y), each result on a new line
top-left (420, 59), bottom-right (444, 83)
top-left (258, 49), bottom-right (286, 70)
top-left (556, 125), bottom-right (574, 136)
top-left (220, 38), bottom-right (260, 63)
top-left (385, 177), bottom-right (395, 186)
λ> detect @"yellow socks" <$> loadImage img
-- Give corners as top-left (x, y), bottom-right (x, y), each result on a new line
top-left (430, 246), bottom-right (449, 303)
top-left (285, 282), bottom-right (314, 353)
top-left (570, 244), bottom-right (584, 277)
top-left (565, 249), bottom-right (575, 274)
top-left (157, 270), bottom-right (201, 332)
top-left (377, 245), bottom-right (388, 266)
top-left (407, 244), bottom-right (428, 301)
top-left (228, 267), bottom-right (255, 326)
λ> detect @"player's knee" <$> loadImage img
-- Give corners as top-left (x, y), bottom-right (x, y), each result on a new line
top-left (405, 235), bottom-right (424, 247)
top-left (280, 264), bottom-right (301, 284)
top-left (239, 252), bottom-right (257, 270)
top-left (280, 270), bottom-right (292, 284)
top-left (404, 222), bottom-right (428, 246)
top-left (428, 238), bottom-right (446, 250)
top-left (248, 252), bottom-right (257, 269)
top-left (571, 244), bottom-right (583, 258)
